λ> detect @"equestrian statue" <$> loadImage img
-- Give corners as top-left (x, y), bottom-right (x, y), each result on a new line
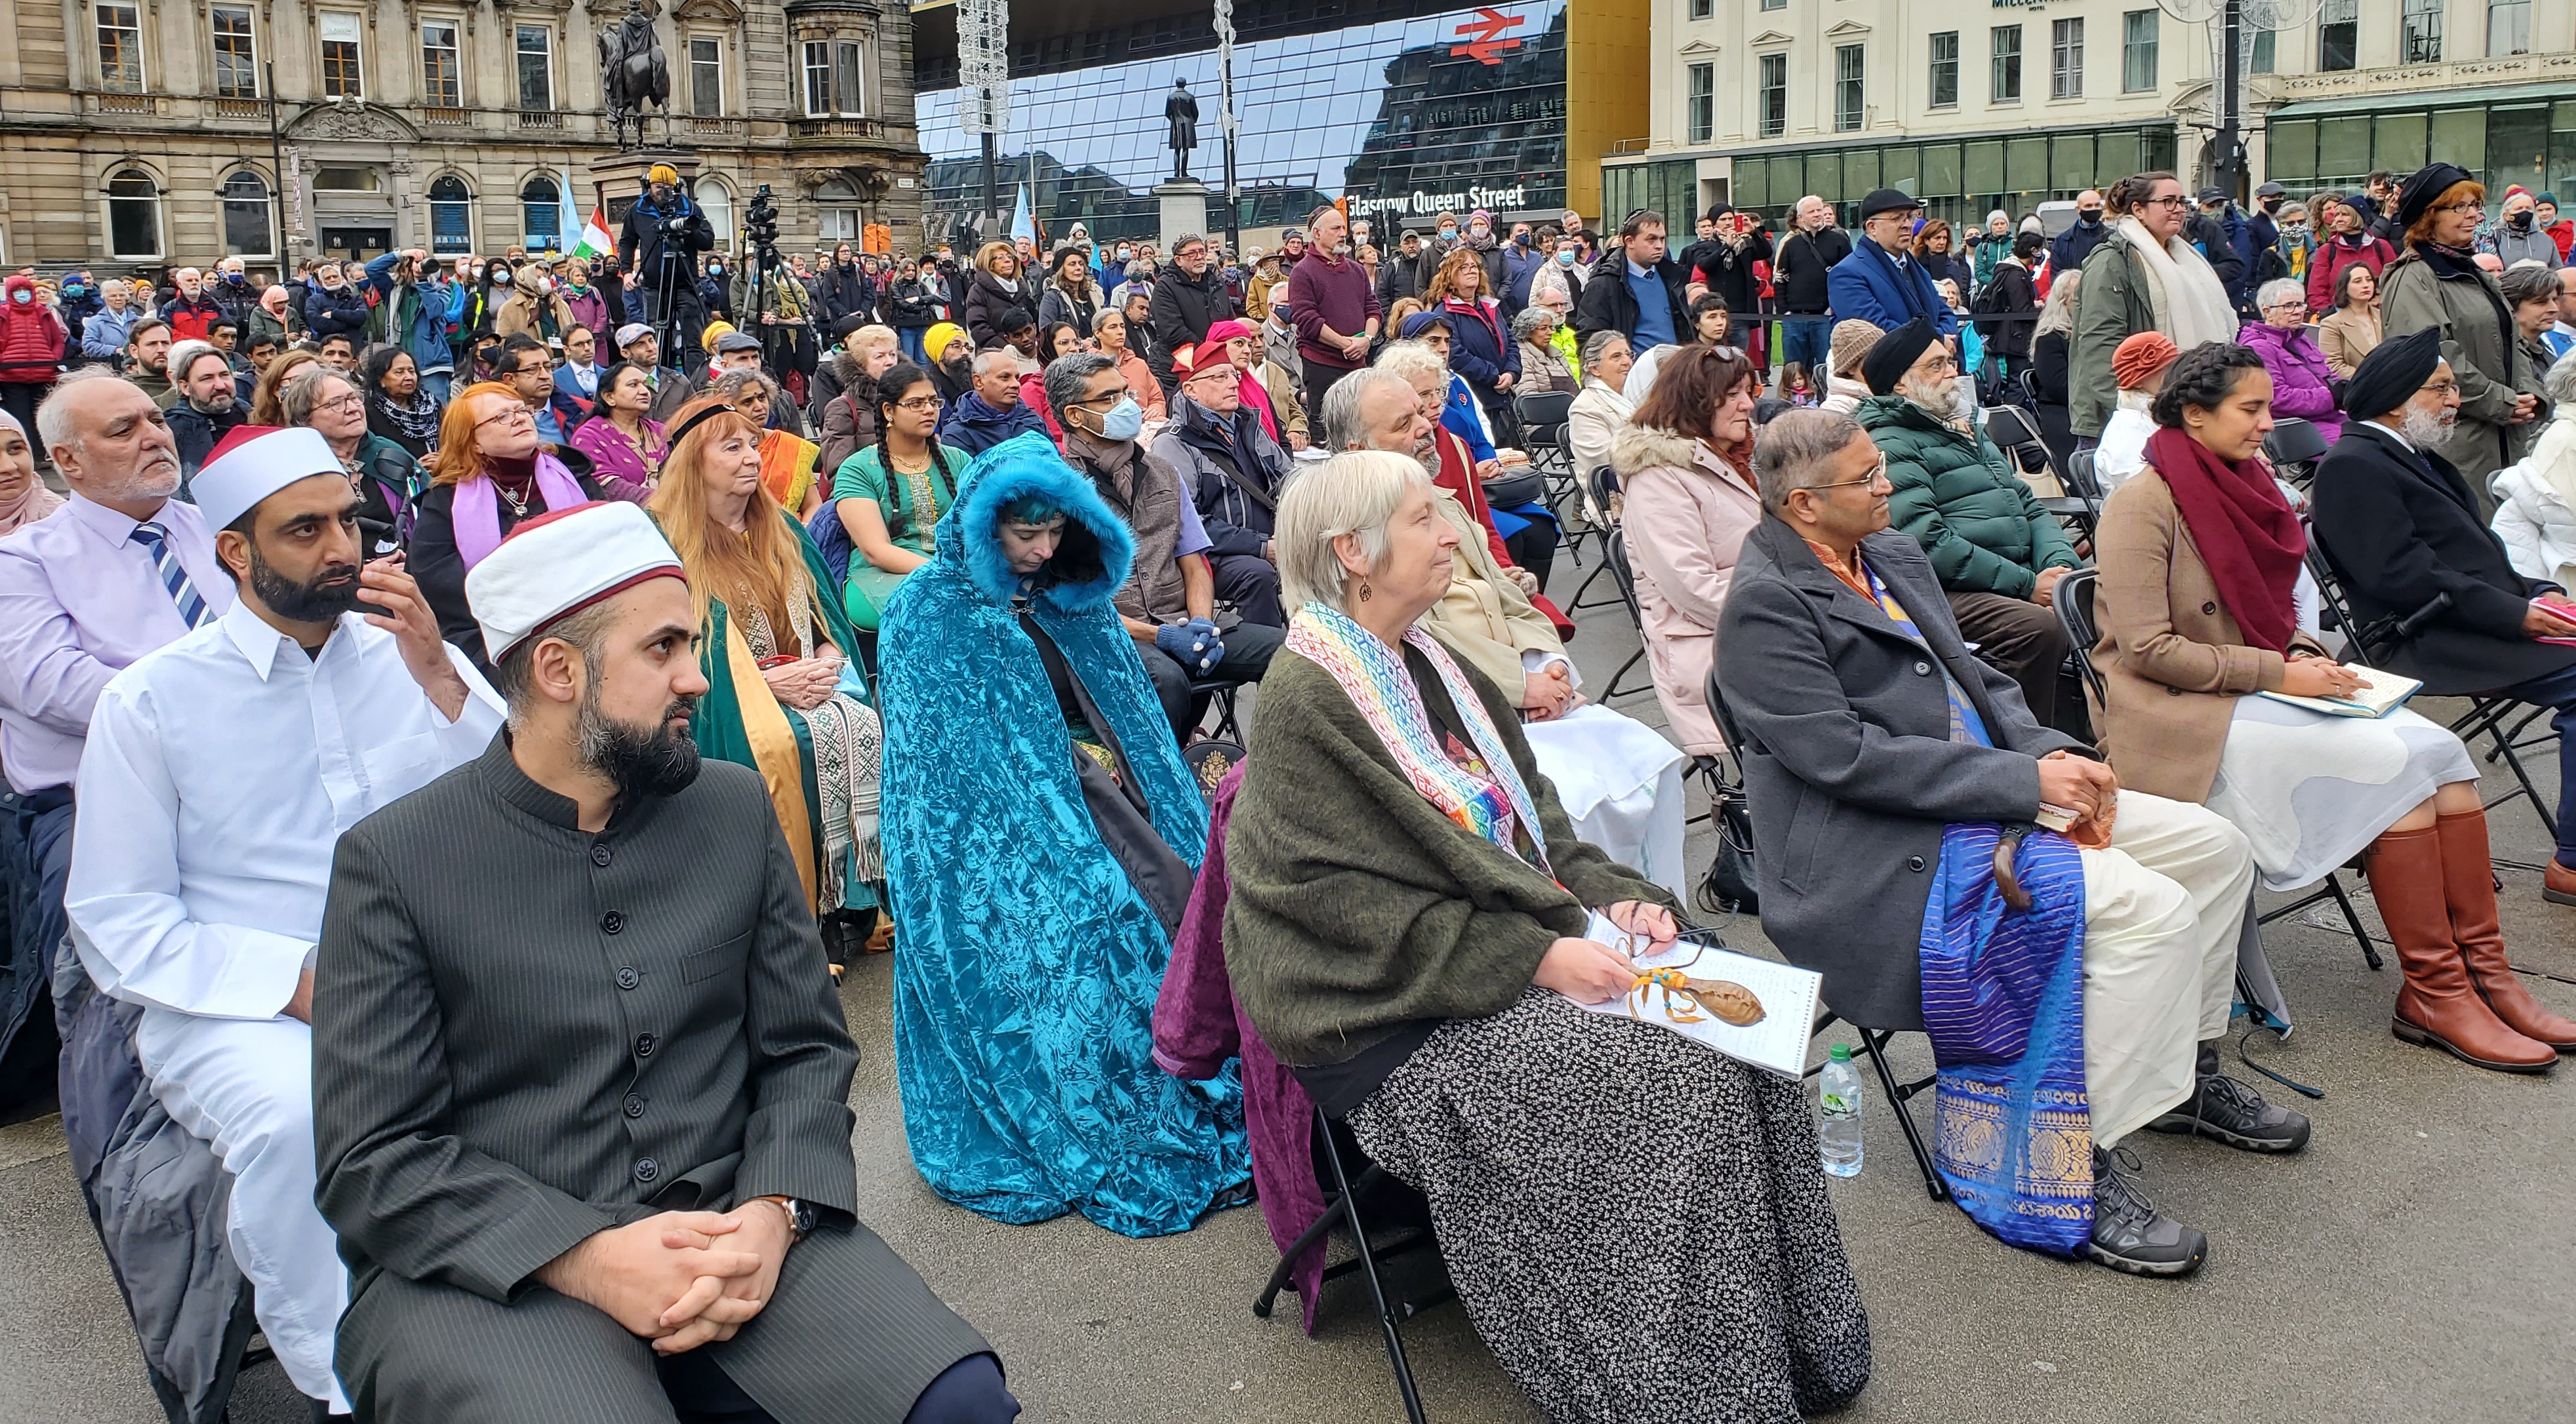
top-left (599, 0), bottom-right (672, 150)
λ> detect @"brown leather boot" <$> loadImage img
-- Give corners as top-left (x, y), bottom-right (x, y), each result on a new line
top-left (2546, 856), bottom-right (2576, 907)
top-left (2366, 825), bottom-right (2556, 1073)
top-left (2437, 810), bottom-right (2576, 1052)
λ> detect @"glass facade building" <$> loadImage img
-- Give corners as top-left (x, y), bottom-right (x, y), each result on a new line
top-left (2263, 89), bottom-right (2576, 203)
top-left (918, 0), bottom-right (1568, 247)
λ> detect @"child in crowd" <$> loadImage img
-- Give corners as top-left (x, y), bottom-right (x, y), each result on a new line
top-left (1778, 362), bottom-right (1817, 407)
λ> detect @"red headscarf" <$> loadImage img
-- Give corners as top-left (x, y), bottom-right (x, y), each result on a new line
top-left (2144, 425), bottom-right (2305, 653)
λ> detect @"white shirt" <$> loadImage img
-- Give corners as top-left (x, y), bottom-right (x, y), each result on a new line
top-left (68, 599), bottom-right (505, 1019)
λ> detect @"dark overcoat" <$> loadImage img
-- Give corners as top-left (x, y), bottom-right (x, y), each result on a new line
top-left (313, 738), bottom-right (989, 1423)
top-left (1715, 519), bottom-right (2087, 1032)
top-left (2308, 419), bottom-right (2576, 695)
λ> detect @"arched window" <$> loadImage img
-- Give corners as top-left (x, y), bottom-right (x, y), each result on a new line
top-left (695, 178), bottom-right (733, 252)
top-left (106, 168), bottom-right (162, 259)
top-left (814, 178), bottom-right (859, 244)
top-left (520, 174), bottom-right (565, 251)
top-left (220, 170), bottom-right (273, 258)
top-left (428, 175), bottom-right (473, 255)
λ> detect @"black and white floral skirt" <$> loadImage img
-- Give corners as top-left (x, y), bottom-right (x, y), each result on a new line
top-left (1348, 989), bottom-right (1871, 1423)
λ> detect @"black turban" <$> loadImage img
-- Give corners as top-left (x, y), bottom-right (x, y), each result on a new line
top-left (1860, 317), bottom-right (1937, 397)
top-left (2396, 163), bottom-right (2475, 232)
top-left (2340, 325), bottom-right (2444, 421)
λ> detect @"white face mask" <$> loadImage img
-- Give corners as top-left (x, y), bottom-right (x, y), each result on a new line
top-left (535, 275), bottom-right (555, 295)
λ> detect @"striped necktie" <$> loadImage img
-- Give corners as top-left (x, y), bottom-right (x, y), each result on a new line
top-left (130, 521), bottom-right (212, 629)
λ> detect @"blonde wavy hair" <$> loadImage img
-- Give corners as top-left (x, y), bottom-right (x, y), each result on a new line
top-left (646, 394), bottom-right (814, 634)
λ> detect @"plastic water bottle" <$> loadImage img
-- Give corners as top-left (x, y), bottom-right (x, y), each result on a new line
top-left (1819, 1044), bottom-right (1864, 1177)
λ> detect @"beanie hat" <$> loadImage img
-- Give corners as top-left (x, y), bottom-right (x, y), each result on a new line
top-left (1828, 319), bottom-right (1883, 379)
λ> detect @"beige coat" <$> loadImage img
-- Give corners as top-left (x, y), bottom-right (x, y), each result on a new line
top-left (2316, 304), bottom-right (2381, 380)
top-left (1420, 486), bottom-right (1562, 702)
top-left (1614, 425), bottom-right (1762, 755)
top-left (2088, 462), bottom-right (2329, 802)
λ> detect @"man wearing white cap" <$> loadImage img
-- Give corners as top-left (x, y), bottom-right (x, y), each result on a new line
top-left (311, 501), bottom-right (1015, 1423)
top-left (66, 423), bottom-right (506, 1415)
top-left (617, 319), bottom-right (695, 423)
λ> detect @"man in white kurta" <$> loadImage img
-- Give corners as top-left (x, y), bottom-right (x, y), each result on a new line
top-left (65, 426), bottom-right (506, 1414)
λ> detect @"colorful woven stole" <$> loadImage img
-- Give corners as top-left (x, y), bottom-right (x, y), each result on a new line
top-left (1285, 601), bottom-right (1549, 872)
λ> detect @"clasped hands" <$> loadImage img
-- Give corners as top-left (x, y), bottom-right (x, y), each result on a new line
top-left (1154, 618), bottom-right (1224, 677)
top-left (1535, 900), bottom-right (1678, 1005)
top-left (1521, 662), bottom-right (1582, 722)
top-left (536, 1202), bottom-right (795, 1356)
top-left (2035, 749), bottom-right (2119, 833)
top-left (760, 654), bottom-right (845, 711)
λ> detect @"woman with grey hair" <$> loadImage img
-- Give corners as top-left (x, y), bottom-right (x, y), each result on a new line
top-left (283, 363), bottom-right (422, 553)
top-left (1564, 328), bottom-right (1635, 486)
top-left (2239, 277), bottom-right (2344, 442)
top-left (2491, 346), bottom-right (2576, 589)
top-left (1511, 304), bottom-right (1576, 395)
top-left (712, 365), bottom-right (830, 517)
top-left (1222, 449), bottom-right (1871, 1424)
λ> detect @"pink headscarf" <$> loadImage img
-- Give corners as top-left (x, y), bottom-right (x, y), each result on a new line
top-left (0, 410), bottom-right (64, 538)
top-left (1200, 319), bottom-right (1279, 441)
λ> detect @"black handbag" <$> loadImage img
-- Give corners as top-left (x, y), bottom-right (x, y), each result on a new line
top-left (1481, 468), bottom-right (1547, 509)
top-left (1695, 784), bottom-right (1761, 917)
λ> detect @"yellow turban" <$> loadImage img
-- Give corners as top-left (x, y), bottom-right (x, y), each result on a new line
top-left (699, 320), bottom-right (736, 355)
top-left (925, 322), bottom-right (967, 363)
top-left (647, 164), bottom-right (679, 186)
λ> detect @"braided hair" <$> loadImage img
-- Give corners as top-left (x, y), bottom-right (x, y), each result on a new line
top-left (866, 360), bottom-right (954, 539)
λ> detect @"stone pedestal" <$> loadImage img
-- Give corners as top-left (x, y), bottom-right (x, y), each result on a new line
top-left (589, 148), bottom-right (699, 230)
top-left (1154, 179), bottom-right (1211, 252)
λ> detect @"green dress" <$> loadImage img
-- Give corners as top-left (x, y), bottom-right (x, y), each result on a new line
top-left (831, 443), bottom-right (961, 628)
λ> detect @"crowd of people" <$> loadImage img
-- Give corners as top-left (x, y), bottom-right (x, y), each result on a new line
top-left (0, 159), bottom-right (2571, 1423)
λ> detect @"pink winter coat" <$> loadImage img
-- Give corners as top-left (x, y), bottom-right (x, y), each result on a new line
top-left (2238, 321), bottom-right (2343, 443)
top-left (1614, 423), bottom-right (1763, 755)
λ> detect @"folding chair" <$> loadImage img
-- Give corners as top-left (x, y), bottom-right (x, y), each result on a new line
top-left (1986, 405), bottom-right (2095, 542)
top-left (1253, 1105), bottom-right (1447, 1424)
top-left (1514, 388), bottom-right (1575, 485)
top-left (1188, 675), bottom-right (1250, 743)
top-left (1704, 684), bottom-right (1948, 1202)
top-left (2052, 568), bottom-right (2383, 972)
top-left (1563, 465), bottom-right (1626, 613)
top-left (1598, 529), bottom-right (1655, 702)
top-left (2305, 533), bottom-right (2560, 841)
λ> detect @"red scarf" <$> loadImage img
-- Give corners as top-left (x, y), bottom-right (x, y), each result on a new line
top-left (2144, 426), bottom-right (2304, 654)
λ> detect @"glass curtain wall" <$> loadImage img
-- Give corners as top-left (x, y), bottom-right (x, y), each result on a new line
top-left (2267, 100), bottom-right (2576, 204)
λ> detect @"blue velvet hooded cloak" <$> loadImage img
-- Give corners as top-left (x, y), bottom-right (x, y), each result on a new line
top-left (877, 431), bottom-right (1249, 1236)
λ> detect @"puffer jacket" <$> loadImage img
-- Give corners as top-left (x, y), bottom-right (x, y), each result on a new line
top-left (0, 275), bottom-right (69, 383)
top-left (1613, 424), bottom-right (1761, 755)
top-left (2381, 246), bottom-right (2543, 498)
top-left (2490, 407), bottom-right (2576, 591)
top-left (81, 303), bottom-right (140, 363)
top-left (159, 290), bottom-right (226, 342)
top-left (2237, 321), bottom-right (2343, 442)
top-left (2306, 231), bottom-right (2396, 313)
top-left (1145, 265), bottom-right (1237, 391)
top-left (302, 280), bottom-right (370, 340)
top-left (1857, 392), bottom-right (2080, 597)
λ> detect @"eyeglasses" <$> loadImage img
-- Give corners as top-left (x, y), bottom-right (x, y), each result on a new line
top-left (1803, 454), bottom-right (1890, 494)
top-left (2144, 195), bottom-right (2193, 210)
top-left (314, 393), bottom-right (365, 414)
top-left (2419, 380), bottom-right (2461, 397)
top-left (890, 395), bottom-right (940, 410)
top-left (1914, 351), bottom-right (1959, 374)
top-left (475, 406), bottom-right (536, 432)
top-left (2432, 200), bottom-right (2485, 216)
top-left (1066, 389), bottom-right (1129, 409)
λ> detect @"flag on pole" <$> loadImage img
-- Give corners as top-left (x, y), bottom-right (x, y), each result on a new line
top-left (572, 207), bottom-right (614, 260)
top-left (1010, 184), bottom-right (1036, 247)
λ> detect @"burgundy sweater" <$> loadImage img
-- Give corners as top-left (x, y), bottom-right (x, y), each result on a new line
top-left (1285, 250), bottom-right (1383, 374)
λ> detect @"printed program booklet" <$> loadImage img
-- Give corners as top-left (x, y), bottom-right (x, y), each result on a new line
top-left (2253, 663), bottom-right (2422, 719)
top-left (1563, 911), bottom-right (1824, 1078)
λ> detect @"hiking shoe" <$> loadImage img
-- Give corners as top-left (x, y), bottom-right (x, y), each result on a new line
top-left (2087, 1146), bottom-right (2207, 1278)
top-left (2148, 1073), bottom-right (2312, 1153)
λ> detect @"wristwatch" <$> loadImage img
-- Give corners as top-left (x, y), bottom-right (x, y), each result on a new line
top-left (754, 1195), bottom-right (813, 1243)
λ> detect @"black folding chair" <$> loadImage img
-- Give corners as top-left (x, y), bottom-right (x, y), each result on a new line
top-left (1599, 529), bottom-right (1655, 702)
top-left (1987, 404), bottom-right (2095, 541)
top-left (1514, 388), bottom-right (1576, 483)
top-left (1704, 682), bottom-right (1948, 1202)
top-left (1563, 465), bottom-right (1626, 613)
top-left (2052, 568), bottom-right (2381, 971)
top-left (2305, 532), bottom-right (2560, 841)
top-left (1188, 675), bottom-right (1251, 743)
top-left (1253, 1106), bottom-right (1447, 1424)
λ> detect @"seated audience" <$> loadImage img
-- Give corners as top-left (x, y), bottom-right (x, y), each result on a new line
top-left (709, 368), bottom-right (824, 519)
top-left (1720, 408), bottom-right (2297, 1278)
top-left (1564, 329), bottom-right (1634, 482)
top-left (613, 321), bottom-right (694, 424)
top-left (2092, 340), bottom-right (2568, 1071)
top-left (874, 433), bottom-right (1252, 1234)
top-left (1150, 342), bottom-right (1292, 627)
top-left (249, 346), bottom-right (323, 426)
top-left (548, 323), bottom-right (601, 433)
top-left (1381, 334), bottom-right (1560, 591)
top-left (813, 324), bottom-right (901, 483)
top-left (569, 361), bottom-right (665, 504)
top-left (2240, 280), bottom-right (2344, 443)
top-left (826, 363), bottom-right (958, 632)
top-left (71, 425), bottom-right (505, 1416)
top-left (1205, 318), bottom-right (1306, 451)
top-left (312, 501), bottom-right (1016, 1423)
top-left (2096, 332), bottom-right (2182, 493)
top-left (1374, 342), bottom-right (1557, 608)
top-left (1857, 318), bottom-right (2080, 725)
top-left (490, 334), bottom-right (567, 445)
top-left (1090, 309), bottom-right (1165, 424)
top-left (2492, 349), bottom-right (2576, 591)
top-left (1514, 306), bottom-right (1577, 395)
top-left (923, 323), bottom-right (972, 405)
top-left (2317, 263), bottom-right (2384, 380)
top-left (411, 381), bottom-right (607, 671)
top-left (1615, 343), bottom-right (1761, 757)
top-left (648, 394), bottom-right (886, 941)
top-left (1048, 353), bottom-right (1281, 738)
top-left (2311, 329), bottom-right (2576, 906)
top-left (164, 340), bottom-right (244, 483)
top-left (1222, 448), bottom-right (1870, 1419)
top-left (362, 344), bottom-right (441, 460)
top-left (0, 410), bottom-right (62, 538)
top-left (936, 347), bottom-right (1049, 456)
top-left (1820, 319), bottom-right (1882, 416)
top-left (283, 365), bottom-right (422, 557)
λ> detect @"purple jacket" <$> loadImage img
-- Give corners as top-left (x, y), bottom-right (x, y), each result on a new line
top-left (1150, 764), bottom-right (1333, 1332)
top-left (2238, 321), bottom-right (2343, 443)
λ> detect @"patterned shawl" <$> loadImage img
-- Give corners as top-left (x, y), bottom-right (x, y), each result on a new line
top-left (1284, 600), bottom-right (1548, 871)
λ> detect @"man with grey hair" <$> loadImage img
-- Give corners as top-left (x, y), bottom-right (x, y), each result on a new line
top-left (1048, 349), bottom-right (1279, 737)
top-left (164, 339), bottom-right (245, 483)
top-left (934, 346), bottom-right (1048, 456)
top-left (1723, 406), bottom-right (2287, 1280)
top-left (0, 370), bottom-right (226, 1103)
top-left (159, 266), bottom-right (225, 343)
top-left (1773, 195), bottom-right (1851, 377)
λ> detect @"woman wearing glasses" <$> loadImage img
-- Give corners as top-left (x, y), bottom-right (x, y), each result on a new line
top-left (283, 364), bottom-right (426, 557)
top-left (408, 380), bottom-right (605, 670)
top-left (2381, 163), bottom-right (2548, 516)
top-left (2070, 172), bottom-right (2240, 447)
top-left (2239, 278), bottom-right (2344, 443)
top-left (824, 363), bottom-right (959, 632)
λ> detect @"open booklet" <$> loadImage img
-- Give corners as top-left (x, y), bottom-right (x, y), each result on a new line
top-left (2253, 662), bottom-right (2422, 719)
top-left (1562, 911), bottom-right (1824, 1078)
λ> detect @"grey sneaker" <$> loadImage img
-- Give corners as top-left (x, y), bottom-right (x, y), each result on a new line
top-left (2148, 1073), bottom-right (2312, 1153)
top-left (2087, 1146), bottom-right (2207, 1278)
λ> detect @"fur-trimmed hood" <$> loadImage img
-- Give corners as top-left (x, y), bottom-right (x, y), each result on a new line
top-left (936, 429), bottom-right (1135, 615)
top-left (1609, 423), bottom-right (1706, 482)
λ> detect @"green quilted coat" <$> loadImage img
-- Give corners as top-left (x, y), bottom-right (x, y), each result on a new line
top-left (1857, 393), bottom-right (2079, 599)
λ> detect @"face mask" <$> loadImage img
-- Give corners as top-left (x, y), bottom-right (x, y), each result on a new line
top-left (2080, 210), bottom-right (2103, 224)
top-left (9, 290), bottom-right (27, 306)
top-left (1117, 248), bottom-right (1133, 261)
top-left (709, 264), bottom-right (723, 276)
top-left (535, 276), bottom-right (555, 295)
top-left (1438, 226), bottom-right (1457, 240)
top-left (1095, 395), bottom-right (1144, 442)
top-left (2284, 222), bottom-right (2308, 238)
top-left (1556, 250), bottom-right (1577, 266)
top-left (1513, 232), bottom-right (1530, 247)
top-left (2510, 211), bottom-right (2534, 231)
top-left (224, 271), bottom-right (245, 284)
top-left (64, 284), bottom-right (85, 299)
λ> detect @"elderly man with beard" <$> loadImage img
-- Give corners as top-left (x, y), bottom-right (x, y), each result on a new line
top-left (1855, 317), bottom-right (2079, 726)
top-left (67, 424), bottom-right (505, 1415)
top-left (1, 372), bottom-right (224, 1098)
top-left (310, 501), bottom-right (1013, 1423)
top-left (163, 340), bottom-right (245, 483)
top-left (2312, 328), bottom-right (2576, 903)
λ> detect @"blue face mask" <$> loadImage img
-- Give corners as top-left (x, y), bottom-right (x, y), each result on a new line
top-left (1097, 394), bottom-right (1144, 442)
top-left (9, 290), bottom-right (28, 306)
top-left (64, 284), bottom-right (86, 298)
top-left (1556, 250), bottom-right (1576, 266)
